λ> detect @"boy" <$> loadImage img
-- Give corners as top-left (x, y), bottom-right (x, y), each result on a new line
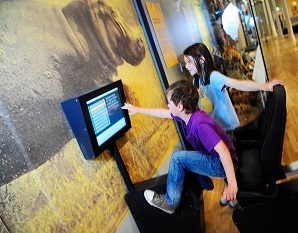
top-left (122, 80), bottom-right (238, 214)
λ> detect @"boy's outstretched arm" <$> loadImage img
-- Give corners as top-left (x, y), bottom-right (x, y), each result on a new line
top-left (121, 103), bottom-right (172, 118)
top-left (214, 140), bottom-right (238, 201)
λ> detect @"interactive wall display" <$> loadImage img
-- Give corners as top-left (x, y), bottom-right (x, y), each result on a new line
top-left (61, 80), bottom-right (131, 159)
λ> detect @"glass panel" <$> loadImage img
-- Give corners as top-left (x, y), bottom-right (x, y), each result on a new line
top-left (135, 0), bottom-right (268, 131)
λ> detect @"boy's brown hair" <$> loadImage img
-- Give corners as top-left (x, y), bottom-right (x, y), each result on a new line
top-left (166, 80), bottom-right (199, 114)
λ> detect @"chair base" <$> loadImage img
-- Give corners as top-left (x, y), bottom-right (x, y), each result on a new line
top-left (233, 179), bottom-right (298, 233)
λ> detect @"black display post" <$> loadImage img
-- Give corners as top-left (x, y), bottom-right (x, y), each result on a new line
top-left (108, 143), bottom-right (206, 233)
top-left (109, 143), bottom-right (134, 192)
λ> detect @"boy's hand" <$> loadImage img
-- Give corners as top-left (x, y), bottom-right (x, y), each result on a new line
top-left (222, 184), bottom-right (237, 201)
top-left (121, 103), bottom-right (139, 115)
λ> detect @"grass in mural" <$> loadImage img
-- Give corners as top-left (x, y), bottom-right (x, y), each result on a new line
top-left (0, 141), bottom-right (126, 232)
top-left (0, 121), bottom-right (179, 233)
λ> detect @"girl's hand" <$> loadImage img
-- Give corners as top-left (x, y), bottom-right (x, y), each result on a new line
top-left (267, 80), bottom-right (284, 92)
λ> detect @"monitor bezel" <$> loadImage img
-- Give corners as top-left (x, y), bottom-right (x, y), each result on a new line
top-left (78, 79), bottom-right (131, 157)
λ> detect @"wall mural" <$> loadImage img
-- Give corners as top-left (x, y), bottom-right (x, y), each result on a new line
top-left (0, 0), bottom-right (179, 232)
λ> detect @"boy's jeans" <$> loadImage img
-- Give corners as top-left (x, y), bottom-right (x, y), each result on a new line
top-left (164, 150), bottom-right (226, 207)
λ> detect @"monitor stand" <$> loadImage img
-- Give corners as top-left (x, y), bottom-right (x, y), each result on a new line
top-left (109, 143), bottom-right (134, 192)
top-left (108, 142), bottom-right (205, 233)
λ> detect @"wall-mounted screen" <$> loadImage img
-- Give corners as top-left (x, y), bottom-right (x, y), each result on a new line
top-left (61, 80), bottom-right (131, 159)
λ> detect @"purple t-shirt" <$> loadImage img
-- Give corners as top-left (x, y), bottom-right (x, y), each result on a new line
top-left (172, 109), bottom-right (236, 159)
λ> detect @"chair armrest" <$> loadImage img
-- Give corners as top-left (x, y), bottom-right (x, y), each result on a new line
top-left (234, 127), bottom-right (259, 141)
top-left (235, 139), bottom-right (261, 146)
top-left (234, 140), bottom-right (261, 152)
top-left (236, 182), bottom-right (278, 208)
top-left (237, 188), bottom-right (278, 199)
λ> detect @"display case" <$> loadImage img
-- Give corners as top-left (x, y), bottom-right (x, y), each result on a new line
top-left (134, 0), bottom-right (269, 141)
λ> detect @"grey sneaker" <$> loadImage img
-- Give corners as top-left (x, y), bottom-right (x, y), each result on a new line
top-left (144, 189), bottom-right (176, 214)
top-left (220, 196), bottom-right (237, 208)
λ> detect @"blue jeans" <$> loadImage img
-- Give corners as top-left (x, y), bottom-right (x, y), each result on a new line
top-left (164, 150), bottom-right (226, 207)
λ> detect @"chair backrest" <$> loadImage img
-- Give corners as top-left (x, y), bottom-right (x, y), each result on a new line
top-left (257, 85), bottom-right (287, 181)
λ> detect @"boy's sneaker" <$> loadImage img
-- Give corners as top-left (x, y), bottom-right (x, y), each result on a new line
top-left (220, 196), bottom-right (237, 208)
top-left (144, 189), bottom-right (176, 214)
top-left (199, 176), bottom-right (214, 191)
top-left (203, 182), bottom-right (214, 192)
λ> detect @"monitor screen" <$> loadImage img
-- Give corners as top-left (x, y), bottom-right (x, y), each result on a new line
top-left (80, 80), bottom-right (131, 157)
top-left (61, 80), bottom-right (131, 159)
top-left (85, 83), bottom-right (128, 146)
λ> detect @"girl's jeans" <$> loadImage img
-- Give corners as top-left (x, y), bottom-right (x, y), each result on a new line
top-left (164, 150), bottom-right (226, 207)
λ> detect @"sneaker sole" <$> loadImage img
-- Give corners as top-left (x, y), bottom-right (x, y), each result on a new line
top-left (220, 200), bottom-right (236, 208)
top-left (144, 191), bottom-right (174, 214)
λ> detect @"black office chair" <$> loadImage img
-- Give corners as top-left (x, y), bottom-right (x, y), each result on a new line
top-left (234, 85), bottom-right (287, 206)
top-left (233, 85), bottom-right (298, 232)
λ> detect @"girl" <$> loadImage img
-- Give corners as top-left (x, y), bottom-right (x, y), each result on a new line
top-left (183, 43), bottom-right (284, 133)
